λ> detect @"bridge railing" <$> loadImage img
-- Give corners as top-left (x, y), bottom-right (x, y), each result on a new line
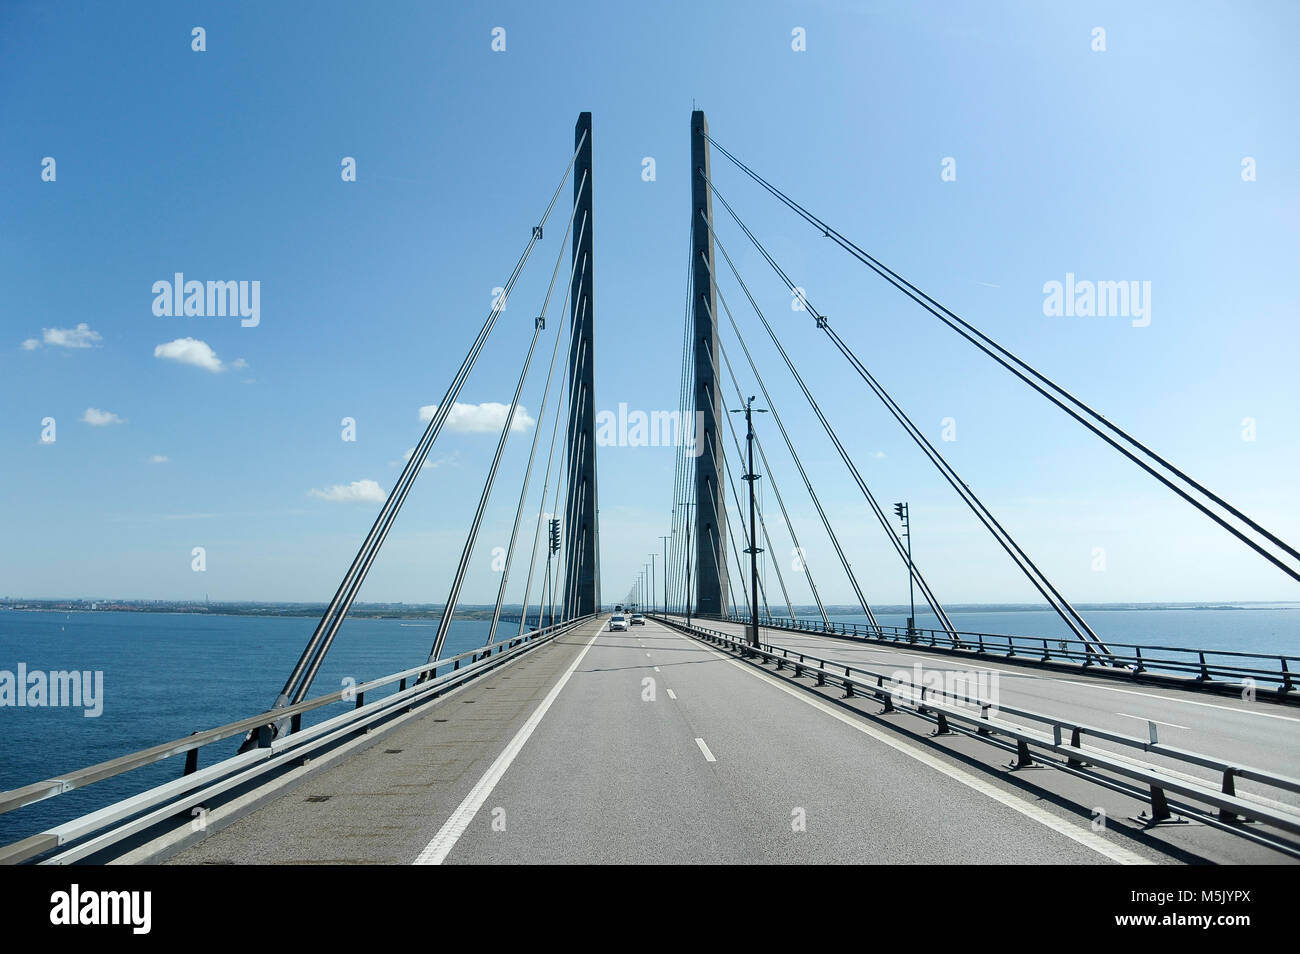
top-left (711, 612), bottom-right (1297, 692)
top-left (0, 614), bottom-right (596, 865)
top-left (658, 615), bottom-right (1300, 858)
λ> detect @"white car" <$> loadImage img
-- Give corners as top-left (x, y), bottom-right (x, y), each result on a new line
top-left (609, 614), bottom-right (628, 631)
top-left (630, 614), bottom-right (645, 626)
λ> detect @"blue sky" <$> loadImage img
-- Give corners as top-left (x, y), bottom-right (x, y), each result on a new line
top-left (1, 1), bottom-right (1297, 607)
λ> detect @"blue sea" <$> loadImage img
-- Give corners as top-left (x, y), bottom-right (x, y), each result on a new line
top-left (818, 606), bottom-right (1300, 656)
top-left (0, 605), bottom-right (1297, 848)
top-left (0, 610), bottom-right (505, 847)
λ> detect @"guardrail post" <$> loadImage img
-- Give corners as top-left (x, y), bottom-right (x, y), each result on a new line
top-left (1147, 785), bottom-right (1172, 822)
top-left (1197, 651), bottom-right (1210, 681)
top-left (1068, 726), bottom-right (1086, 767)
top-left (917, 684), bottom-right (930, 715)
top-left (183, 733), bottom-right (199, 777)
top-left (933, 711), bottom-right (950, 735)
top-left (878, 676), bottom-right (894, 713)
top-left (842, 668), bottom-right (854, 698)
top-left (1219, 768), bottom-right (1238, 823)
top-left (1132, 646), bottom-right (1146, 674)
top-left (1280, 658), bottom-right (1293, 693)
top-left (291, 712), bottom-right (302, 735)
top-left (977, 633), bottom-right (985, 654)
top-left (816, 663), bottom-right (825, 687)
top-left (978, 705), bottom-right (991, 734)
top-left (1041, 638), bottom-right (1051, 662)
top-left (1011, 739), bottom-right (1033, 769)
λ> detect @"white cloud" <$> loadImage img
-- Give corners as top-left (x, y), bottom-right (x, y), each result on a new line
top-left (231, 357), bottom-right (248, 369)
top-left (395, 448), bottom-right (459, 470)
top-left (43, 323), bottom-right (102, 349)
top-left (309, 479), bottom-right (386, 503)
top-left (148, 455), bottom-right (169, 464)
top-left (82, 407), bottom-right (124, 426)
top-left (418, 401), bottom-right (535, 433)
top-left (872, 451), bottom-right (887, 459)
top-left (21, 338), bottom-right (40, 351)
top-left (154, 337), bottom-right (224, 372)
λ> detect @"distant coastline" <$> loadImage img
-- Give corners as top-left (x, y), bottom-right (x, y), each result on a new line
top-left (2, 598), bottom-right (1296, 621)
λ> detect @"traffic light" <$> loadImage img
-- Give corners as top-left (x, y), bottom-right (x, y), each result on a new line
top-left (548, 518), bottom-right (561, 554)
top-left (893, 502), bottom-right (906, 520)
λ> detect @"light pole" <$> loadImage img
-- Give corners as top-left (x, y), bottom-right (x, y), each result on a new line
top-left (731, 396), bottom-right (767, 648)
top-left (893, 502), bottom-right (915, 640)
top-left (660, 535), bottom-right (669, 615)
top-left (685, 511), bottom-right (693, 628)
top-left (649, 553), bottom-right (657, 617)
top-left (676, 500), bottom-right (695, 627)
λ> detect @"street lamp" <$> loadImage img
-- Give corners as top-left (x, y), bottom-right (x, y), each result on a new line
top-left (649, 553), bottom-right (657, 617)
top-left (659, 535), bottom-right (669, 616)
top-left (893, 502), bottom-right (915, 640)
top-left (730, 397), bottom-right (768, 648)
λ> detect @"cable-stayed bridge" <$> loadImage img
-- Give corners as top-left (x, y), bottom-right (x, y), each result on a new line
top-left (2, 112), bottom-right (1298, 868)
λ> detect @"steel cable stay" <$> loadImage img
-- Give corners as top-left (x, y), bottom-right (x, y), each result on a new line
top-left (517, 294), bottom-right (580, 636)
top-left (701, 417), bottom-right (761, 616)
top-left (702, 132), bottom-right (1300, 585)
top-left (487, 207), bottom-right (590, 644)
top-left (294, 149), bottom-right (586, 700)
top-left (425, 311), bottom-right (547, 666)
top-left (711, 288), bottom-right (872, 633)
top-left (670, 222), bottom-right (696, 614)
top-left (708, 265), bottom-right (955, 639)
top-left (238, 137), bottom-right (588, 750)
top-left (560, 385), bottom-right (589, 616)
top-left (705, 224), bottom-right (942, 637)
top-left (717, 336), bottom-right (818, 624)
top-left (703, 328), bottom-right (792, 619)
top-left (702, 184), bottom-right (1110, 659)
top-left (556, 334), bottom-right (589, 614)
top-left (548, 399), bottom-right (573, 626)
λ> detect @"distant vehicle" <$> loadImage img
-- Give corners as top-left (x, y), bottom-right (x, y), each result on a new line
top-left (630, 614), bottom-right (645, 626)
top-left (609, 614), bottom-right (628, 631)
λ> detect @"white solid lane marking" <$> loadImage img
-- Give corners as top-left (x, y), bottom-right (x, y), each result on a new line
top-left (1059, 680), bottom-right (1300, 723)
top-left (694, 737), bottom-right (717, 762)
top-left (671, 630), bottom-right (1148, 865)
top-left (412, 626), bottom-right (601, 865)
top-left (666, 689), bottom-right (677, 700)
top-left (1117, 712), bottom-right (1191, 731)
top-left (654, 666), bottom-right (660, 672)
top-left (646, 652), bottom-right (652, 657)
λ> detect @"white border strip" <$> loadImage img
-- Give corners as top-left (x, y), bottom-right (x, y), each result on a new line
top-left (412, 627), bottom-right (600, 865)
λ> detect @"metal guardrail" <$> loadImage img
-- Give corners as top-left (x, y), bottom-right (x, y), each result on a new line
top-left (657, 615), bottom-right (1300, 858)
top-left (0, 614), bottom-right (596, 865)
top-left (712, 612), bottom-right (1298, 693)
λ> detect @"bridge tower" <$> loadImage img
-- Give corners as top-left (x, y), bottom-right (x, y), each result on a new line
top-left (691, 110), bottom-right (728, 615)
top-left (564, 111), bottom-right (600, 617)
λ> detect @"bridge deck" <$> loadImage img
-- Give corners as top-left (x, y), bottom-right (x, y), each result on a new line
top-left (684, 616), bottom-right (1300, 805)
top-left (155, 618), bottom-right (1292, 865)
